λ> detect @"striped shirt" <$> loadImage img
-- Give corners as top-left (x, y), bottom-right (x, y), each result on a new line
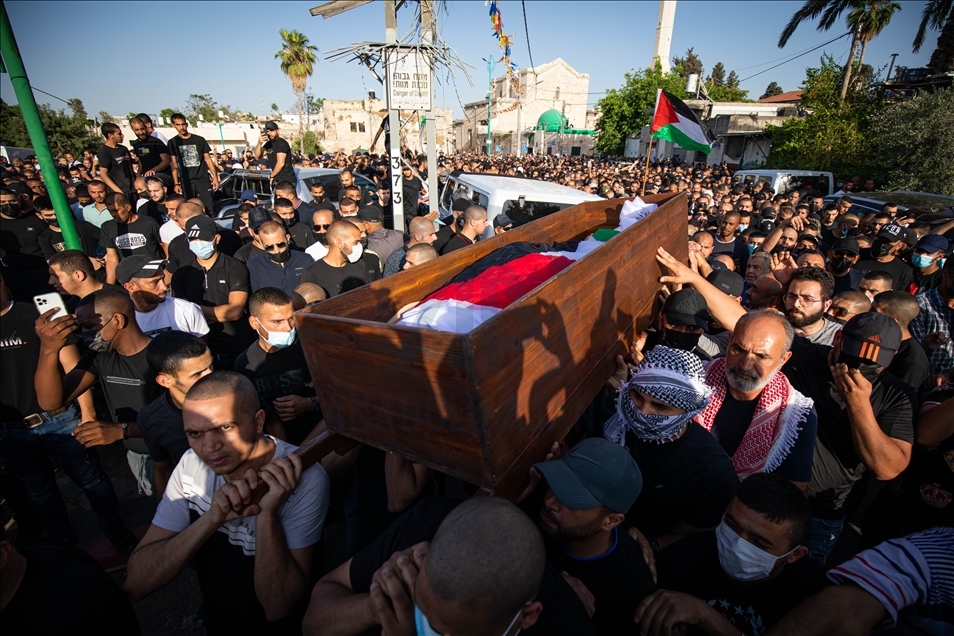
top-left (827, 527), bottom-right (954, 627)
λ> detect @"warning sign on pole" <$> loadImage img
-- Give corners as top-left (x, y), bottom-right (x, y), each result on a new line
top-left (386, 48), bottom-right (432, 111)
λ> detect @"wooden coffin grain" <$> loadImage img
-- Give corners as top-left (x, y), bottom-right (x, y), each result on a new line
top-left (296, 192), bottom-right (688, 497)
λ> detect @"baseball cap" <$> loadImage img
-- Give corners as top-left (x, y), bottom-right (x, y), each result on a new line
top-left (759, 220), bottom-right (776, 233)
top-left (239, 189), bottom-right (256, 202)
top-left (707, 270), bottom-right (744, 298)
top-left (116, 255), bottom-right (168, 284)
top-left (797, 233), bottom-right (821, 247)
top-left (663, 289), bottom-right (709, 332)
top-left (493, 213), bottom-right (513, 229)
top-left (185, 215), bottom-right (217, 241)
top-left (451, 198), bottom-right (471, 212)
top-left (840, 312), bottom-right (901, 367)
top-left (915, 234), bottom-right (948, 254)
top-left (831, 237), bottom-right (860, 255)
top-left (357, 205), bottom-right (383, 223)
top-left (248, 206), bottom-right (272, 230)
top-left (760, 207), bottom-right (777, 220)
top-left (264, 121), bottom-right (280, 131)
top-left (877, 224), bottom-right (911, 243)
top-left (533, 438), bottom-right (642, 514)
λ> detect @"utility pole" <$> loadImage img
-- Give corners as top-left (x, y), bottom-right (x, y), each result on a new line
top-left (485, 56), bottom-right (496, 156)
top-left (886, 52), bottom-right (898, 83)
top-left (420, 0), bottom-right (438, 219)
top-left (384, 0), bottom-right (405, 232)
top-left (0, 0), bottom-right (80, 249)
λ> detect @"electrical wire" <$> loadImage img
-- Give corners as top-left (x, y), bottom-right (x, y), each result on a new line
top-left (738, 31), bottom-right (851, 83)
top-left (521, 0), bottom-right (536, 71)
top-left (30, 86), bottom-right (72, 106)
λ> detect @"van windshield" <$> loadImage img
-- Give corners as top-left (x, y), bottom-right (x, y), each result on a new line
top-left (786, 175), bottom-right (831, 196)
top-left (501, 199), bottom-right (575, 226)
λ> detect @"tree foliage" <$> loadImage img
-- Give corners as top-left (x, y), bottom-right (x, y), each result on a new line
top-left (708, 62), bottom-right (726, 86)
top-left (763, 55), bottom-right (875, 175)
top-left (293, 131), bottom-right (322, 156)
top-left (594, 62), bottom-right (687, 156)
top-left (869, 86), bottom-right (954, 195)
top-left (727, 70), bottom-right (741, 88)
top-left (672, 48), bottom-right (704, 79)
top-left (0, 98), bottom-right (100, 156)
top-left (762, 82), bottom-right (785, 99)
top-left (709, 84), bottom-right (751, 102)
top-left (276, 28), bottom-right (319, 140)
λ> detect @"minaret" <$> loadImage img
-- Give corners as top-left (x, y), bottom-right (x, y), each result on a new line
top-left (653, 1), bottom-right (677, 73)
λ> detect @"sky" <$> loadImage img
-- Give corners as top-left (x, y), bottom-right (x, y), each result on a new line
top-left (0, 1), bottom-right (937, 123)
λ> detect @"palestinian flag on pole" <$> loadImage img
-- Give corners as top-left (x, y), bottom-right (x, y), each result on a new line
top-left (650, 90), bottom-right (714, 154)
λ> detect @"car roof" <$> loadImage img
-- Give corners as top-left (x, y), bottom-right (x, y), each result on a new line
top-left (449, 172), bottom-right (604, 202)
top-left (734, 169), bottom-right (832, 176)
top-left (823, 191), bottom-right (954, 212)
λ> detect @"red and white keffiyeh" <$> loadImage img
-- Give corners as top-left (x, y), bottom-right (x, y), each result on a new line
top-left (695, 357), bottom-right (814, 478)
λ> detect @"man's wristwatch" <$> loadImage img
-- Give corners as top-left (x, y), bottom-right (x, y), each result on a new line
top-left (309, 396), bottom-right (320, 413)
top-left (122, 422), bottom-right (129, 440)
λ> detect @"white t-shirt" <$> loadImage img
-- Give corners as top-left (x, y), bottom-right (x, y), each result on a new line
top-left (152, 436), bottom-right (329, 555)
top-left (160, 219), bottom-right (185, 244)
top-left (136, 296), bottom-right (210, 337)
top-left (305, 241), bottom-right (329, 261)
top-left (151, 130), bottom-right (169, 144)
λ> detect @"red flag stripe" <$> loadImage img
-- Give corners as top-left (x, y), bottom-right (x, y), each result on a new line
top-left (651, 92), bottom-right (679, 133)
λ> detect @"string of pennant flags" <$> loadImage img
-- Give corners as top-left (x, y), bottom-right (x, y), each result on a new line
top-left (488, 0), bottom-right (521, 114)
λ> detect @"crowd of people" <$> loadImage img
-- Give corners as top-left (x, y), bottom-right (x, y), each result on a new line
top-left (1, 119), bottom-right (952, 636)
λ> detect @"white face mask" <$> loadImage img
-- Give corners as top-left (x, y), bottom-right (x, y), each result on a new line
top-left (345, 242), bottom-right (363, 264)
top-left (716, 520), bottom-right (795, 582)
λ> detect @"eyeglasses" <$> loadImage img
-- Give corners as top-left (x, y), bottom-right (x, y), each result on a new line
top-left (313, 224), bottom-right (331, 231)
top-left (784, 293), bottom-right (823, 306)
top-left (263, 242), bottom-right (288, 252)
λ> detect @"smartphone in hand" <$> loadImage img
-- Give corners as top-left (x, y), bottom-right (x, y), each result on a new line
top-left (33, 292), bottom-right (69, 321)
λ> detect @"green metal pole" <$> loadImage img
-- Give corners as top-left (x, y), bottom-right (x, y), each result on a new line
top-left (0, 1), bottom-right (80, 249)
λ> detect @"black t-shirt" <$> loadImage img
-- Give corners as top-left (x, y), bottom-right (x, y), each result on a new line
top-left (831, 267), bottom-right (865, 294)
top-left (136, 392), bottom-right (191, 465)
top-left (166, 233), bottom-right (192, 273)
top-left (402, 175), bottom-right (422, 217)
top-left (912, 268), bottom-right (943, 294)
top-left (100, 215), bottom-right (163, 261)
top-left (544, 528), bottom-right (655, 635)
top-left (170, 252), bottom-right (254, 353)
top-left (285, 221), bottom-right (316, 249)
top-left (0, 540), bottom-right (141, 635)
top-left (233, 340), bottom-right (319, 446)
top-left (167, 134), bottom-right (213, 184)
top-left (97, 144), bottom-right (135, 194)
top-left (433, 221), bottom-right (460, 253)
top-left (234, 241), bottom-right (264, 264)
top-left (215, 228), bottom-right (242, 258)
top-left (0, 213), bottom-right (49, 269)
top-left (710, 392), bottom-right (818, 483)
top-left (657, 531), bottom-right (829, 635)
top-left (782, 336), bottom-right (916, 518)
top-left (855, 256), bottom-right (914, 291)
top-left (131, 135), bottom-right (171, 176)
top-left (140, 199), bottom-right (167, 227)
top-left (299, 258), bottom-right (371, 298)
top-left (1, 302), bottom-right (47, 420)
top-left (710, 235), bottom-right (749, 271)
top-left (76, 347), bottom-right (161, 454)
top-left (37, 220), bottom-right (100, 260)
top-left (349, 496), bottom-right (596, 636)
top-left (621, 424), bottom-right (739, 536)
top-left (264, 137), bottom-right (296, 186)
top-left (440, 232), bottom-right (476, 255)
top-left (886, 338), bottom-right (930, 391)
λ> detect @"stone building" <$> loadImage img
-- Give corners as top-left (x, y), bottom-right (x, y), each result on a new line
top-left (454, 58), bottom-right (591, 155)
top-left (315, 98), bottom-right (454, 155)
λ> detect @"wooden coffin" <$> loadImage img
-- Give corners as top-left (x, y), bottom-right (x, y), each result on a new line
top-left (296, 192), bottom-right (688, 498)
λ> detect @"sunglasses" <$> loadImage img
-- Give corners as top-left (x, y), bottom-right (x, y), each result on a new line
top-left (313, 224), bottom-right (331, 231)
top-left (263, 242), bottom-right (288, 252)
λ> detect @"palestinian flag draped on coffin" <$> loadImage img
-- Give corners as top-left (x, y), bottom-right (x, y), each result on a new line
top-left (650, 90), bottom-right (715, 154)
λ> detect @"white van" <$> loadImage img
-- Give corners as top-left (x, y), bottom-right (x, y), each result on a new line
top-left (732, 170), bottom-right (833, 196)
top-left (438, 172), bottom-right (603, 240)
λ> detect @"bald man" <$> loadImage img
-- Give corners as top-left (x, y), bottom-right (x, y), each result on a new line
top-left (403, 243), bottom-right (438, 270)
top-left (384, 216), bottom-right (439, 276)
top-left (299, 220), bottom-right (372, 298)
top-left (440, 206), bottom-right (488, 255)
top-left (826, 291), bottom-right (869, 326)
top-left (746, 274), bottom-right (784, 311)
top-left (872, 291), bottom-right (929, 390)
top-left (292, 282), bottom-right (328, 311)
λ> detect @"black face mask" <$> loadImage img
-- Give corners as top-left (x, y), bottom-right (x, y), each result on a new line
top-left (0, 203), bottom-right (21, 217)
top-left (871, 239), bottom-right (892, 258)
top-left (46, 217), bottom-right (60, 228)
top-left (359, 235), bottom-right (369, 249)
top-left (316, 233), bottom-right (329, 246)
top-left (837, 353), bottom-right (882, 383)
top-left (662, 328), bottom-right (702, 351)
top-left (830, 256), bottom-right (854, 273)
top-left (281, 216), bottom-right (297, 228)
top-left (267, 249), bottom-right (291, 264)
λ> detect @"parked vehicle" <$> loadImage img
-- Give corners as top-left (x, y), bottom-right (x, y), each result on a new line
top-left (822, 191), bottom-right (954, 215)
top-left (732, 170), bottom-right (834, 197)
top-left (438, 172), bottom-right (603, 239)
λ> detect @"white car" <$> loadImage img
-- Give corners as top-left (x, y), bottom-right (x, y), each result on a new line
top-left (438, 172), bottom-right (604, 240)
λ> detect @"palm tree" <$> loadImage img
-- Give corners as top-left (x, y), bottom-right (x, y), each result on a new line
top-left (849, 1), bottom-right (902, 71)
top-left (275, 29), bottom-right (318, 141)
top-left (915, 0), bottom-right (954, 74)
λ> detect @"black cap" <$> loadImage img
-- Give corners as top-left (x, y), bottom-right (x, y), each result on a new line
top-left (116, 255), bottom-right (168, 284)
top-left (663, 289), bottom-right (709, 332)
top-left (451, 198), bottom-right (471, 212)
top-left (248, 205), bottom-right (272, 230)
top-left (264, 120), bottom-right (280, 131)
top-left (832, 237), bottom-right (860, 255)
top-left (797, 233), bottom-right (821, 246)
top-left (841, 313), bottom-right (901, 367)
top-left (493, 213), bottom-right (513, 229)
top-left (707, 270), bottom-right (744, 297)
top-left (185, 215), bottom-right (217, 241)
top-left (357, 205), bottom-right (384, 223)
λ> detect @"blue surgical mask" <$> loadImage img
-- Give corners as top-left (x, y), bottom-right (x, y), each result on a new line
top-left (747, 243), bottom-right (756, 255)
top-left (263, 327), bottom-right (296, 349)
top-left (189, 239), bottom-right (215, 259)
top-left (737, 224), bottom-right (748, 233)
top-left (415, 603), bottom-right (524, 636)
top-left (911, 253), bottom-right (935, 269)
